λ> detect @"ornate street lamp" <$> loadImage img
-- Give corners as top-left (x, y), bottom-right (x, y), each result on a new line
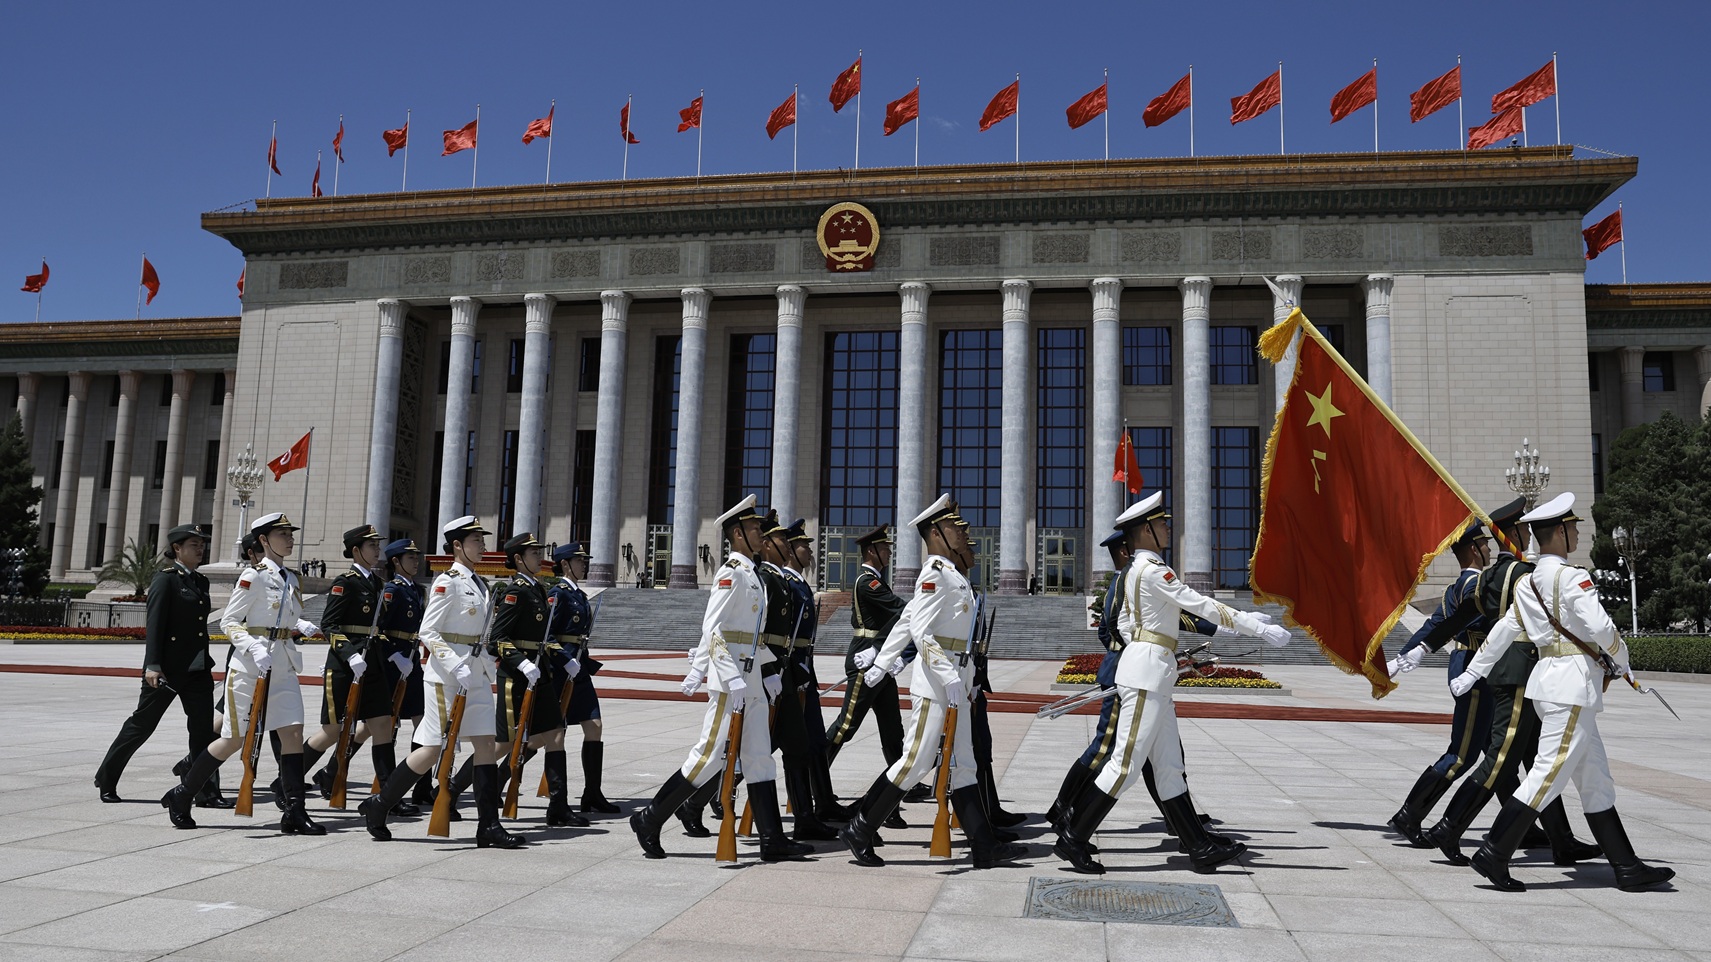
top-left (226, 445), bottom-right (265, 561)
top-left (1612, 525), bottom-right (1643, 635)
top-left (1503, 437), bottom-right (1551, 510)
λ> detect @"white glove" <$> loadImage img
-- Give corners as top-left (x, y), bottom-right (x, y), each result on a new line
top-left (853, 647), bottom-right (878, 670)
top-left (250, 643), bottom-right (273, 675)
top-left (680, 668), bottom-right (706, 696)
top-left (1261, 624), bottom-right (1292, 648)
top-left (945, 680), bottom-right (968, 706)
top-left (562, 658), bottom-right (581, 680)
top-left (519, 659), bottom-right (541, 688)
top-left (347, 653), bottom-right (367, 680)
top-left (1400, 647), bottom-right (1427, 671)
top-left (296, 619), bottom-right (322, 639)
top-left (1449, 670), bottom-right (1480, 697)
top-left (863, 665), bottom-right (888, 687)
top-left (1385, 656), bottom-right (1405, 679)
top-left (1254, 611), bottom-right (1275, 625)
top-left (1214, 625), bottom-right (1239, 639)
top-left (389, 652), bottom-right (412, 676)
top-left (888, 659), bottom-right (908, 677)
top-left (727, 675), bottom-right (749, 698)
top-left (763, 674), bottom-right (783, 702)
top-left (454, 661), bottom-right (474, 689)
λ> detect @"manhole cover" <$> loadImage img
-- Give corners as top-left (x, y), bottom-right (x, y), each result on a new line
top-left (1024, 877), bottom-right (1239, 927)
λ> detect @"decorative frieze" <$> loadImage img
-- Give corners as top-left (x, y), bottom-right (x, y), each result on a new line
top-left (929, 234), bottom-right (1000, 267)
top-left (403, 255), bottom-right (453, 285)
top-left (1301, 227), bottom-right (1363, 260)
top-left (550, 249), bottom-right (602, 279)
top-left (710, 242), bottom-right (777, 274)
top-left (1210, 229), bottom-right (1272, 261)
top-left (1439, 224), bottom-right (1533, 257)
top-left (474, 251), bottom-right (525, 282)
top-left (1120, 230), bottom-right (1182, 263)
top-left (278, 260), bottom-right (350, 289)
top-left (1032, 232), bottom-right (1091, 265)
top-left (628, 246), bottom-right (681, 276)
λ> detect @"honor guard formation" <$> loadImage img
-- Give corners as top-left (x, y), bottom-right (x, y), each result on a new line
top-left (110, 487), bottom-right (1674, 893)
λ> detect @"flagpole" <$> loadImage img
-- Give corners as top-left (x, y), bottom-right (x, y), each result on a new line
top-left (854, 50), bottom-right (862, 172)
top-left (1553, 52), bottom-right (1561, 145)
top-left (266, 120), bottom-right (275, 198)
top-left (136, 253), bottom-right (144, 321)
top-left (1456, 56), bottom-right (1464, 150)
top-left (471, 104), bottom-right (480, 190)
top-left (1521, 107), bottom-right (1528, 147)
top-left (623, 95), bottom-right (632, 182)
top-left (914, 80), bottom-right (921, 168)
top-left (334, 115), bottom-right (342, 196)
top-left (302, 427), bottom-right (313, 550)
top-left (696, 89), bottom-right (704, 180)
top-left (545, 99), bottom-right (555, 184)
top-left (1372, 58), bottom-right (1379, 153)
top-left (1278, 62), bottom-right (1285, 155)
top-left (1189, 65), bottom-right (1196, 158)
top-left (402, 109), bottom-right (411, 191)
top-left (1103, 67), bottom-right (1110, 164)
top-left (792, 85), bottom-right (799, 178)
top-left (1014, 73), bottom-right (1021, 165)
top-left (315, 150), bottom-right (322, 197)
top-left (1619, 202), bottom-right (1627, 285)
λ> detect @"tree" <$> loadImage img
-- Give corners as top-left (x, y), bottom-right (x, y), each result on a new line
top-left (0, 414), bottom-right (48, 596)
top-left (96, 538), bottom-right (166, 600)
top-left (1590, 412), bottom-right (1711, 632)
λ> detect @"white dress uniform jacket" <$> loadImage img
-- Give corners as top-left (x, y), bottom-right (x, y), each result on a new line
top-left (1115, 550), bottom-right (1270, 692)
top-left (222, 557), bottom-right (314, 676)
top-left (873, 555), bottom-right (977, 701)
top-left (689, 552), bottom-right (774, 693)
top-left (1465, 555), bottom-right (1628, 711)
top-left (420, 561), bottom-right (498, 688)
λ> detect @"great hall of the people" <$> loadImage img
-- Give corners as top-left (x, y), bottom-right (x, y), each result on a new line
top-left (4, 146), bottom-right (1708, 597)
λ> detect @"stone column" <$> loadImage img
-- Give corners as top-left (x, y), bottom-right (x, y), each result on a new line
top-left (1363, 273), bottom-right (1395, 405)
top-left (1270, 274), bottom-right (1305, 412)
top-left (770, 285), bottom-right (806, 520)
top-left (15, 372), bottom-right (39, 445)
top-left (209, 368), bottom-right (236, 561)
top-left (894, 282), bottom-right (931, 589)
top-left (103, 371), bottom-right (142, 567)
top-left (1695, 346), bottom-right (1711, 421)
top-left (436, 297), bottom-right (481, 536)
top-left (513, 294), bottom-right (555, 538)
top-left (997, 279), bottom-right (1033, 595)
top-left (586, 291), bottom-right (631, 588)
top-left (1090, 277), bottom-right (1123, 579)
top-left (1618, 346), bottom-right (1646, 430)
top-left (156, 369), bottom-right (195, 548)
top-left (1180, 277), bottom-right (1214, 591)
top-left (365, 299), bottom-right (407, 532)
top-left (670, 289), bottom-right (712, 588)
top-left (50, 372), bottom-right (91, 579)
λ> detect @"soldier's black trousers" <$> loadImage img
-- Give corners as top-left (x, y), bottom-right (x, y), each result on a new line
top-left (1465, 682), bottom-right (1540, 800)
top-left (96, 670), bottom-right (215, 790)
top-left (768, 648), bottom-right (812, 764)
top-left (319, 646), bottom-right (396, 725)
top-left (825, 669), bottom-right (904, 766)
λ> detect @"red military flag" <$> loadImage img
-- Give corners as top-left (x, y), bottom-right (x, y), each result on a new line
top-left (1583, 209), bottom-right (1623, 260)
top-left (1251, 309), bottom-right (1480, 698)
top-left (268, 430), bottom-right (312, 481)
top-left (236, 267), bottom-right (245, 298)
top-left (620, 102), bottom-right (640, 144)
top-left (442, 118), bottom-right (478, 156)
top-left (884, 86), bottom-right (919, 136)
top-left (678, 96), bottom-right (703, 132)
top-left (21, 260), bottom-right (48, 293)
top-left (1231, 70), bottom-right (1281, 124)
top-left (1329, 68), bottom-right (1376, 123)
top-left (830, 56), bottom-right (862, 112)
top-left (311, 156), bottom-right (322, 197)
top-left (1066, 83), bottom-right (1108, 129)
top-left (1467, 106), bottom-right (1524, 149)
top-left (523, 105), bottom-right (553, 144)
top-left (1113, 430), bottom-right (1143, 495)
top-left (140, 257), bottom-right (160, 305)
top-left (1492, 60), bottom-right (1556, 113)
top-left (267, 136), bottom-right (281, 175)
top-left (980, 80), bottom-right (1019, 131)
top-left (1409, 65), bottom-right (1461, 122)
top-left (1143, 72), bottom-right (1191, 127)
top-left (383, 122), bottom-right (409, 156)
top-left (766, 91), bottom-right (797, 139)
top-left (332, 120), bottom-right (344, 162)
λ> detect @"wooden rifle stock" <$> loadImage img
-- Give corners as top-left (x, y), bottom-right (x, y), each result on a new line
top-left (503, 681), bottom-right (538, 819)
top-left (427, 691), bottom-right (467, 837)
top-left (930, 705), bottom-right (959, 857)
top-left (235, 668), bottom-right (271, 817)
top-left (330, 666), bottom-right (365, 809)
top-left (715, 707), bottom-right (744, 862)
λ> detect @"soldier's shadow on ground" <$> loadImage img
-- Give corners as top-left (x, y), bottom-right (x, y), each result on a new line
top-left (1312, 820), bottom-right (1395, 833)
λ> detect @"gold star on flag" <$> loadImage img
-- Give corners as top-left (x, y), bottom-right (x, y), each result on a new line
top-left (1305, 383), bottom-right (1344, 437)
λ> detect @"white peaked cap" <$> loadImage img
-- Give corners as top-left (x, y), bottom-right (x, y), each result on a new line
top-left (716, 493), bottom-right (760, 528)
top-left (1518, 492), bottom-right (1579, 525)
top-left (1114, 491), bottom-right (1169, 529)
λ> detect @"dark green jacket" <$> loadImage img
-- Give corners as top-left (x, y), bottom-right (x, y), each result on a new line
top-left (491, 574), bottom-right (553, 672)
top-left (1474, 553), bottom-right (1539, 688)
top-left (144, 563), bottom-right (211, 677)
top-left (321, 566), bottom-right (384, 661)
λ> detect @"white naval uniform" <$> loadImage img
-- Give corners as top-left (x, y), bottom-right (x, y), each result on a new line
top-left (219, 557), bottom-right (317, 736)
top-left (679, 552), bottom-right (777, 786)
top-left (414, 561), bottom-right (499, 745)
top-left (1095, 550), bottom-right (1271, 798)
top-left (1463, 555), bottom-right (1626, 813)
top-left (871, 555), bottom-right (979, 792)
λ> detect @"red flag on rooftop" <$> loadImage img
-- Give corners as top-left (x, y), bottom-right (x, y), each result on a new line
top-left (267, 136), bottom-right (281, 175)
top-left (1467, 106), bottom-right (1524, 149)
top-left (1113, 430), bottom-right (1143, 495)
top-left (766, 91), bottom-right (797, 139)
top-left (1251, 309), bottom-right (1480, 698)
top-left (268, 430), bottom-right (311, 481)
top-left (620, 102), bottom-right (640, 144)
top-left (884, 86), bottom-right (919, 136)
top-left (311, 157), bottom-right (322, 197)
top-left (1409, 65), bottom-right (1461, 122)
top-left (332, 120), bottom-right (344, 162)
top-left (441, 118), bottom-right (478, 156)
top-left (237, 267), bottom-right (245, 299)
top-left (1329, 68), bottom-right (1376, 123)
top-left (1231, 70), bottom-right (1281, 124)
top-left (21, 261), bottom-right (48, 293)
top-left (523, 106), bottom-right (554, 144)
top-left (1066, 83), bottom-right (1108, 129)
top-left (1143, 72), bottom-right (1191, 127)
top-left (383, 123), bottom-right (409, 156)
top-left (830, 56), bottom-right (862, 112)
top-left (678, 96), bottom-right (703, 132)
top-left (140, 258), bottom-right (160, 305)
top-left (1492, 60), bottom-right (1556, 113)
top-left (1583, 209), bottom-right (1623, 260)
top-left (980, 80), bottom-right (1019, 131)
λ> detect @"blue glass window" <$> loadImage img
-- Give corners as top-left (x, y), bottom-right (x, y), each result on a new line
top-left (1036, 328), bottom-right (1085, 531)
top-left (1122, 326), bottom-right (1172, 386)
top-left (1212, 426), bottom-right (1259, 589)
top-left (1210, 327), bottom-right (1258, 386)
top-left (938, 330), bottom-right (1002, 528)
top-left (1127, 426), bottom-right (1174, 566)
top-left (724, 333), bottom-right (776, 507)
top-left (822, 331), bottom-right (899, 527)
top-left (647, 336), bottom-right (682, 526)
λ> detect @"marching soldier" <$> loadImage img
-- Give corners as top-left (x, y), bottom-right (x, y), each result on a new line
top-left (758, 515), bottom-right (836, 841)
top-left (1452, 493), bottom-right (1673, 892)
top-left (491, 533), bottom-right (578, 828)
top-left (162, 513), bottom-right (325, 834)
top-left (379, 538), bottom-right (435, 807)
top-left (547, 542), bottom-right (616, 813)
top-left (839, 495), bottom-right (1024, 870)
top-left (629, 494), bottom-right (810, 862)
top-left (826, 525), bottom-right (908, 794)
top-left (786, 520), bottom-right (854, 822)
top-left (1051, 493), bottom-right (1292, 874)
top-left (361, 516), bottom-right (526, 848)
top-left (95, 523), bottom-right (225, 806)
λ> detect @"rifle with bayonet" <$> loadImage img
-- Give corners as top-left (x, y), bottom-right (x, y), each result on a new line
top-left (331, 582), bottom-right (387, 809)
top-left (504, 588), bottom-right (557, 818)
top-left (428, 578), bottom-right (502, 838)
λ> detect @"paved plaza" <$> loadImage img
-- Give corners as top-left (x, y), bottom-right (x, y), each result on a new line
top-left (1, 643), bottom-right (1705, 962)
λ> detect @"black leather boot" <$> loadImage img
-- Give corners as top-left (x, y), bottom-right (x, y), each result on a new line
top-left (1389, 768), bottom-right (1451, 846)
top-left (1162, 792), bottom-right (1244, 872)
top-left (751, 781), bottom-right (813, 862)
top-left (1175, 790), bottom-right (1233, 847)
top-left (545, 751), bottom-right (588, 827)
top-left (372, 742), bottom-right (418, 816)
top-left (631, 772), bottom-right (697, 859)
top-left (162, 750), bottom-right (223, 829)
top-left (303, 745), bottom-right (334, 800)
top-left (785, 764), bottom-right (837, 841)
top-left (1424, 778), bottom-right (1494, 866)
top-left (278, 753), bottom-right (327, 836)
top-left (709, 771), bottom-right (741, 821)
top-left (977, 765), bottom-right (1026, 829)
top-left (1538, 797), bottom-right (1601, 865)
top-left (840, 775), bottom-right (905, 868)
top-left (677, 776), bottom-right (720, 838)
top-left (361, 761), bottom-right (424, 841)
top-left (443, 756), bottom-right (474, 822)
top-left (1048, 759), bottom-right (1094, 831)
top-left (580, 741), bottom-right (620, 813)
top-left (951, 784), bottom-right (1025, 869)
top-left (1053, 781), bottom-right (1118, 874)
top-left (810, 754), bottom-right (855, 822)
top-left (411, 768), bottom-right (438, 807)
top-left (195, 767), bottom-right (234, 809)
top-left (473, 764), bottom-right (527, 849)
top-left (1470, 796), bottom-right (1539, 892)
top-left (1585, 807), bottom-right (1675, 891)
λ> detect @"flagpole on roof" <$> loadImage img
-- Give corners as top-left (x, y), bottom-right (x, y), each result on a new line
top-left (1189, 65), bottom-right (1195, 158)
top-left (1456, 56), bottom-right (1463, 151)
top-left (623, 95), bottom-right (632, 182)
top-left (793, 84), bottom-right (799, 178)
top-left (1278, 62), bottom-right (1285, 155)
top-left (545, 99), bottom-right (555, 184)
top-left (1552, 52), bottom-right (1561, 145)
top-left (1103, 67), bottom-right (1110, 165)
top-left (1372, 59), bottom-right (1379, 153)
top-left (1015, 73), bottom-right (1021, 165)
top-left (854, 50), bottom-right (862, 173)
top-left (334, 115), bottom-right (342, 196)
top-left (1619, 202), bottom-right (1628, 285)
top-left (266, 120), bottom-right (276, 199)
top-left (914, 79), bottom-right (921, 168)
top-left (136, 252), bottom-right (144, 321)
top-left (471, 104), bottom-right (481, 190)
top-left (402, 109), bottom-right (411, 191)
top-left (697, 89), bottom-right (704, 180)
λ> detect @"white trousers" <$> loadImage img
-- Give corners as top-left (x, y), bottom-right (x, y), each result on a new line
top-left (1093, 685), bottom-right (1188, 800)
top-left (1517, 700), bottom-right (1618, 813)
top-left (412, 680), bottom-right (497, 747)
top-left (884, 694), bottom-right (977, 793)
top-left (678, 690), bottom-right (776, 786)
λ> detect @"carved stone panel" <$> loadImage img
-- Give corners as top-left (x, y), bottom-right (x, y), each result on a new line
top-left (1210, 229), bottom-right (1272, 261)
top-left (709, 242), bottom-right (778, 274)
top-left (1439, 225), bottom-right (1534, 257)
top-left (1301, 227), bottom-right (1363, 260)
top-left (928, 235), bottom-right (1000, 267)
top-left (550, 249), bottom-right (602, 279)
top-left (1120, 230), bottom-right (1182, 264)
top-left (629, 246), bottom-right (681, 276)
top-left (403, 255), bottom-right (453, 285)
top-left (1032, 232), bottom-right (1091, 265)
top-left (474, 251), bottom-right (525, 282)
top-left (278, 260), bottom-right (350, 290)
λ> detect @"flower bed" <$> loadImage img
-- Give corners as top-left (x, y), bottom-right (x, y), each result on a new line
top-left (0, 625), bottom-right (229, 642)
top-left (1054, 653), bottom-right (1281, 689)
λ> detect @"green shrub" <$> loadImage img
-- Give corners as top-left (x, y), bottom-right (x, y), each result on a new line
top-left (1628, 636), bottom-right (1711, 674)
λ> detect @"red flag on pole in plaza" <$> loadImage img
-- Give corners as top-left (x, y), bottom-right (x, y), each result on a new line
top-left (311, 156), bottom-right (322, 197)
top-left (980, 80), bottom-right (1019, 131)
top-left (332, 121), bottom-right (344, 162)
top-left (1583, 209), bottom-right (1623, 260)
top-left (267, 136), bottom-right (281, 175)
top-left (1143, 72), bottom-right (1192, 127)
top-left (1251, 309), bottom-right (1481, 698)
top-left (620, 102), bottom-right (640, 144)
top-left (1492, 60), bottom-right (1556, 113)
top-left (1466, 106), bottom-right (1524, 149)
top-left (1329, 68), bottom-right (1377, 123)
top-left (766, 91), bottom-right (797, 139)
top-left (140, 258), bottom-right (160, 305)
top-left (677, 96), bottom-right (703, 132)
top-left (1231, 70), bottom-right (1281, 124)
top-left (237, 268), bottom-right (245, 298)
top-left (441, 118), bottom-right (478, 155)
top-left (884, 86), bottom-right (919, 135)
top-left (21, 261), bottom-right (48, 293)
top-left (268, 430), bottom-right (312, 481)
top-left (830, 56), bottom-right (862, 112)
top-left (522, 105), bottom-right (553, 144)
top-left (1066, 83), bottom-right (1108, 129)
top-left (383, 122), bottom-right (409, 156)
top-left (1113, 431), bottom-right (1143, 495)
top-left (1409, 65), bottom-right (1461, 122)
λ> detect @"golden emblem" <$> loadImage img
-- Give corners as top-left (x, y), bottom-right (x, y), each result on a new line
top-left (816, 202), bottom-right (881, 272)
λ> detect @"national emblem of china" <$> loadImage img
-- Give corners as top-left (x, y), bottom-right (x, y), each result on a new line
top-left (817, 202), bottom-right (881, 272)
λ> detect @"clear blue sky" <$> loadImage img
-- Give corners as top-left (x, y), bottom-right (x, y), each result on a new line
top-left (3, 0), bottom-right (1705, 321)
